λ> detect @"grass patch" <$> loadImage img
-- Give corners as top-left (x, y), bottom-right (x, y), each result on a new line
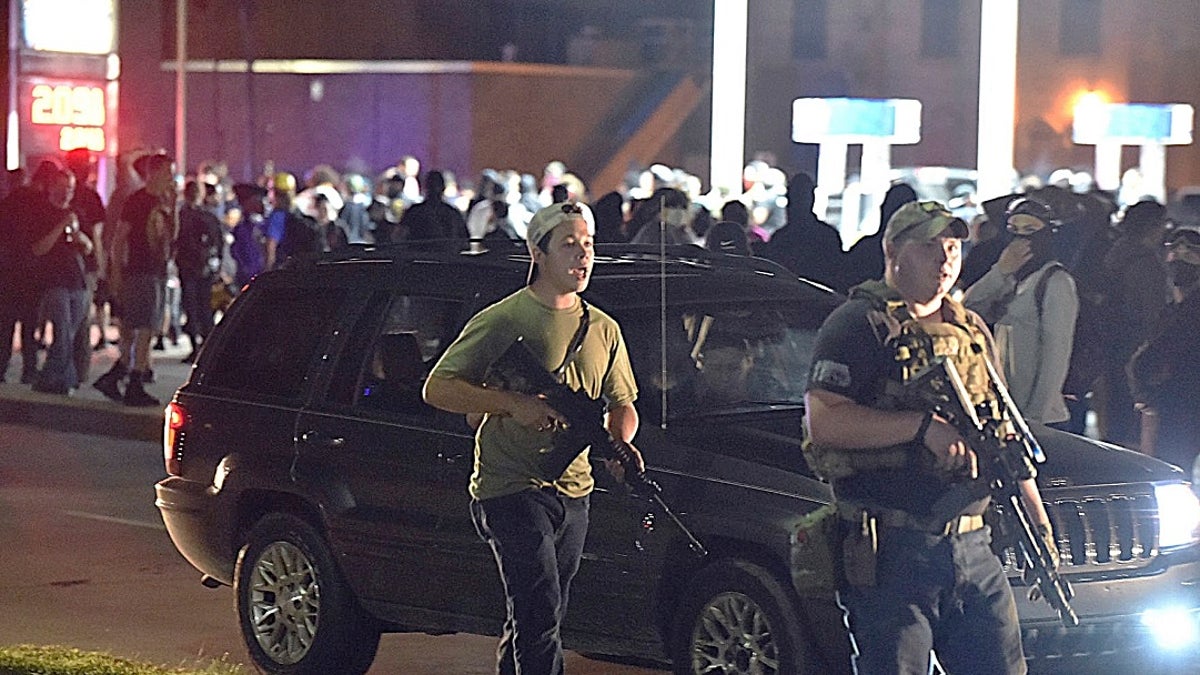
top-left (0, 645), bottom-right (246, 675)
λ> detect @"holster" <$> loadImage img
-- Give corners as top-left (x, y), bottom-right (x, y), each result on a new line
top-left (790, 504), bottom-right (846, 595)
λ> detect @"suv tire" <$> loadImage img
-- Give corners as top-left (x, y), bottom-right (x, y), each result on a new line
top-left (670, 559), bottom-right (810, 675)
top-left (235, 513), bottom-right (380, 675)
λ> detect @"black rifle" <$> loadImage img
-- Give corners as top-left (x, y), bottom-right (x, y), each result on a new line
top-left (485, 337), bottom-right (707, 556)
top-left (900, 347), bottom-right (1079, 627)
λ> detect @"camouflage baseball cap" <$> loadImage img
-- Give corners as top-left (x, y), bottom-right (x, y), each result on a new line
top-left (883, 200), bottom-right (968, 244)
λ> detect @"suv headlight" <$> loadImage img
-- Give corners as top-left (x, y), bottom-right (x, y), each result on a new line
top-left (1155, 483), bottom-right (1200, 549)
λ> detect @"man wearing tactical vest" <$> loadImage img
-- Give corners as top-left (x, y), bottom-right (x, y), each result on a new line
top-left (804, 200), bottom-right (1055, 674)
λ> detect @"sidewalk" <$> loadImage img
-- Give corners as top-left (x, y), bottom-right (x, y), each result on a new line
top-left (0, 336), bottom-right (193, 443)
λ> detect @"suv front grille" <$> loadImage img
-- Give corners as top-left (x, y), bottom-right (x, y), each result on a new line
top-left (1001, 487), bottom-right (1159, 574)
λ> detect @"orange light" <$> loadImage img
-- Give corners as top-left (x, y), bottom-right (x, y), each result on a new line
top-left (163, 402), bottom-right (186, 476)
top-left (1072, 90), bottom-right (1110, 119)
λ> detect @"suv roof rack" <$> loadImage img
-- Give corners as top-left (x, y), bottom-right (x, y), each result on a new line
top-left (295, 239), bottom-right (793, 278)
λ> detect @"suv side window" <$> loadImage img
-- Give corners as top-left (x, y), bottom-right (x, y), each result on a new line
top-left (202, 286), bottom-right (346, 401)
top-left (327, 292), bottom-right (462, 416)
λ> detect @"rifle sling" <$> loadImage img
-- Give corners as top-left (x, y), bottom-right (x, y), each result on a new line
top-left (552, 298), bottom-right (591, 383)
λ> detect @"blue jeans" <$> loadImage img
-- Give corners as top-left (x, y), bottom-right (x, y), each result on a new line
top-left (37, 287), bottom-right (89, 390)
top-left (471, 488), bottom-right (589, 675)
top-left (839, 525), bottom-right (1026, 675)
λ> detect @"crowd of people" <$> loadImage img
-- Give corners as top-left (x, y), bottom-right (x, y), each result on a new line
top-left (0, 147), bottom-right (1196, 478)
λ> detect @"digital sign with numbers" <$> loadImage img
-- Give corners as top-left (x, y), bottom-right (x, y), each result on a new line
top-left (19, 78), bottom-right (113, 154)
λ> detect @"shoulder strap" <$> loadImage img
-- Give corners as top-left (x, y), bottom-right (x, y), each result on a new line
top-left (552, 298), bottom-right (591, 382)
top-left (1033, 262), bottom-right (1068, 320)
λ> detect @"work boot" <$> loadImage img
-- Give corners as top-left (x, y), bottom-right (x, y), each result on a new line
top-left (93, 361), bottom-right (128, 402)
top-left (123, 370), bottom-right (160, 408)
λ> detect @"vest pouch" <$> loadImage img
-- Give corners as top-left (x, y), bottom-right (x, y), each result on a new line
top-left (790, 505), bottom-right (844, 595)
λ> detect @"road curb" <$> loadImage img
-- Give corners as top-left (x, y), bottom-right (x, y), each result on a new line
top-left (0, 391), bottom-right (163, 442)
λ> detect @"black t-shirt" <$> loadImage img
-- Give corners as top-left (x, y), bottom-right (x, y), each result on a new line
top-left (806, 297), bottom-right (988, 519)
top-left (121, 189), bottom-right (174, 277)
top-left (71, 185), bottom-right (106, 273)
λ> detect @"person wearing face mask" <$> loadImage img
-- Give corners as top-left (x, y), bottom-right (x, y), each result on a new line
top-left (628, 187), bottom-right (699, 246)
top-left (1127, 227), bottom-right (1200, 474)
top-left (963, 198), bottom-right (1078, 425)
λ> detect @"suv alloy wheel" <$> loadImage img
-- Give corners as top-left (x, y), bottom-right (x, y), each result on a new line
top-left (235, 513), bottom-right (380, 674)
top-left (671, 560), bottom-right (812, 675)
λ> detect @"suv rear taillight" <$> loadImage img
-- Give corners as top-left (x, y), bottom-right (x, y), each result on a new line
top-left (164, 402), bottom-right (187, 476)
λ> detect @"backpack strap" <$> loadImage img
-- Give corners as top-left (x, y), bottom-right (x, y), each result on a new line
top-left (1033, 262), bottom-right (1068, 320)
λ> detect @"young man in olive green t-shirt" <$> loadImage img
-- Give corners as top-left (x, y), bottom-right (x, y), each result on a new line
top-left (424, 201), bottom-right (639, 675)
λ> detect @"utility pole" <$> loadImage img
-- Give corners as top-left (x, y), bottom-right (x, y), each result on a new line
top-left (175, 0), bottom-right (186, 173)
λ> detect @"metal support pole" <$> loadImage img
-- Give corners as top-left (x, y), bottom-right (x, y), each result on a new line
top-left (175, 0), bottom-right (186, 173)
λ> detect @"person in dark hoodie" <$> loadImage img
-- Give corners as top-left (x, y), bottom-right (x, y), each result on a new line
top-left (843, 181), bottom-right (918, 289)
top-left (1128, 227), bottom-right (1200, 475)
top-left (761, 172), bottom-right (845, 290)
top-left (1097, 200), bottom-right (1169, 446)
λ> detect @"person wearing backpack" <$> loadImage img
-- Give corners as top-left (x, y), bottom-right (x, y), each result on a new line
top-left (964, 197), bottom-right (1078, 425)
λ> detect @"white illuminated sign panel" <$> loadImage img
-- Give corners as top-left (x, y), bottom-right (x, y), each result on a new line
top-left (792, 97), bottom-right (922, 145)
top-left (21, 0), bottom-right (117, 55)
top-left (1073, 102), bottom-right (1194, 146)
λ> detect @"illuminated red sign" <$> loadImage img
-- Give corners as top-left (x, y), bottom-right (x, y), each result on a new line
top-left (20, 78), bottom-right (111, 154)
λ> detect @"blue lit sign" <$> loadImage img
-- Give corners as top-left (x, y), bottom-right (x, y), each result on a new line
top-left (1074, 102), bottom-right (1194, 145)
top-left (792, 97), bottom-right (922, 144)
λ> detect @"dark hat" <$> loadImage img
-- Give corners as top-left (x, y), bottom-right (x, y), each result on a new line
top-left (133, 152), bottom-right (173, 179)
top-left (232, 182), bottom-right (267, 202)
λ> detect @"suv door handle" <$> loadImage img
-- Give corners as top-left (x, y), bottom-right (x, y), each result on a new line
top-left (299, 430), bottom-right (345, 448)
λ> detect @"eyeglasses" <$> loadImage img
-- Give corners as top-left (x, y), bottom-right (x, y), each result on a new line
top-left (560, 202), bottom-right (583, 215)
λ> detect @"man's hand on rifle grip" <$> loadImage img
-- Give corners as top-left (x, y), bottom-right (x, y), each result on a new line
top-left (604, 443), bottom-right (644, 484)
top-left (920, 413), bottom-right (979, 479)
top-left (507, 392), bottom-right (569, 432)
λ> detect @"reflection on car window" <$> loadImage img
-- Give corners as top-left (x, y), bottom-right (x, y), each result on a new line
top-left (623, 302), bottom-right (821, 418)
top-left (328, 293), bottom-right (460, 416)
top-left (204, 287), bottom-right (346, 401)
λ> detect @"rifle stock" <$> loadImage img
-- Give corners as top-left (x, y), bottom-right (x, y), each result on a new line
top-left (905, 356), bottom-right (1079, 627)
top-left (485, 337), bottom-right (707, 556)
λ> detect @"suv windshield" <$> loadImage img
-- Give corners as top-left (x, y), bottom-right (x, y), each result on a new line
top-left (620, 302), bottom-right (819, 419)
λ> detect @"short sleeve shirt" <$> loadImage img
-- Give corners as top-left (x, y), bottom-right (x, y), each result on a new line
top-left (805, 295), bottom-right (994, 518)
top-left (429, 288), bottom-right (638, 501)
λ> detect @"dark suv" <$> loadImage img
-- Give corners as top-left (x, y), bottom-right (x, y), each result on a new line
top-left (155, 243), bottom-right (1200, 675)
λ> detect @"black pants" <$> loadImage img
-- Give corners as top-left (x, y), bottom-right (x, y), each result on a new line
top-left (0, 290), bottom-right (40, 381)
top-left (470, 488), bottom-right (589, 675)
top-left (179, 274), bottom-right (215, 343)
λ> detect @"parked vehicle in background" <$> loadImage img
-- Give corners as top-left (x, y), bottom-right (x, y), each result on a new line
top-left (156, 242), bottom-right (1200, 675)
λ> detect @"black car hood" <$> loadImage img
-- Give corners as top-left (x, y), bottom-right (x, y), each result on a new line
top-left (1030, 424), bottom-right (1186, 487)
top-left (663, 408), bottom-right (1185, 489)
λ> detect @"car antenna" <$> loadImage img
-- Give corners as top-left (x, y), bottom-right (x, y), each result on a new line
top-left (658, 194), bottom-right (668, 430)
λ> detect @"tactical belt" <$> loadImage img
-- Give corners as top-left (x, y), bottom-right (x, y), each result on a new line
top-left (837, 502), bottom-right (984, 537)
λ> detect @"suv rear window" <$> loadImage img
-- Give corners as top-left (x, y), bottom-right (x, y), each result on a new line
top-left (202, 286), bottom-right (347, 401)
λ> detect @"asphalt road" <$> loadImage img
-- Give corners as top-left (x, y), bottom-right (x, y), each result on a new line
top-left (0, 423), bottom-right (663, 674)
